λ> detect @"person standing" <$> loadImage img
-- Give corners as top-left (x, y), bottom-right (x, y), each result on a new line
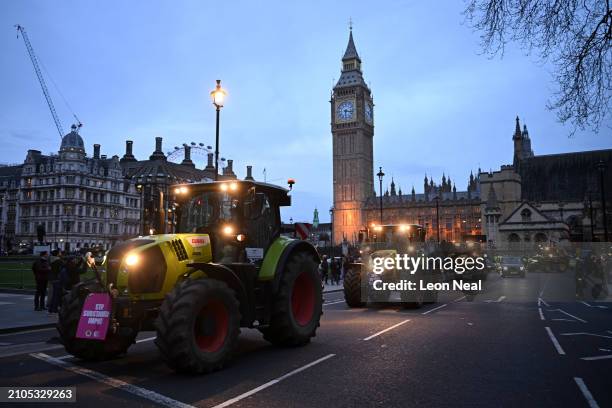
top-left (32, 251), bottom-right (51, 311)
top-left (48, 250), bottom-right (64, 313)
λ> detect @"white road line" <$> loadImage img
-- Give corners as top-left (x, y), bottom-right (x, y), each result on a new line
top-left (211, 354), bottom-right (335, 408)
top-left (31, 353), bottom-right (195, 408)
top-left (421, 303), bottom-right (448, 315)
top-left (545, 327), bottom-right (565, 355)
top-left (453, 296), bottom-right (466, 302)
top-left (581, 354), bottom-right (612, 361)
top-left (323, 300), bottom-right (345, 306)
top-left (497, 295), bottom-right (506, 302)
top-left (552, 319), bottom-right (576, 322)
top-left (136, 336), bottom-right (156, 343)
top-left (363, 319), bottom-right (411, 341)
top-left (538, 307), bottom-right (545, 321)
top-left (581, 301), bottom-right (592, 307)
top-left (556, 309), bottom-right (587, 323)
top-left (574, 377), bottom-right (600, 408)
top-left (0, 301), bottom-right (15, 306)
top-left (560, 332), bottom-right (612, 339)
top-left (0, 327), bottom-right (55, 337)
top-left (538, 297), bottom-right (550, 307)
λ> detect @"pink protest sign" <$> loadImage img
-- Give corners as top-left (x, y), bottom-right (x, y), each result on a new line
top-left (76, 293), bottom-right (112, 341)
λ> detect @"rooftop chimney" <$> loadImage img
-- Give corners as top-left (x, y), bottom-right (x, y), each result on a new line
top-left (93, 144), bottom-right (100, 159)
top-left (245, 165), bottom-right (254, 181)
top-left (101, 154), bottom-right (107, 160)
top-left (121, 140), bottom-right (136, 163)
top-left (181, 145), bottom-right (195, 167)
top-left (223, 159), bottom-right (236, 177)
top-left (205, 152), bottom-right (215, 171)
top-left (149, 137), bottom-right (166, 161)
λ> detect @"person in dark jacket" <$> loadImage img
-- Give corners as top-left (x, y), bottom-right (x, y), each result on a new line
top-left (32, 251), bottom-right (51, 311)
top-left (48, 250), bottom-right (64, 313)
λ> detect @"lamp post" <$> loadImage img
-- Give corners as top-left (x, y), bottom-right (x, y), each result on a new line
top-left (329, 207), bottom-right (334, 257)
top-left (377, 167), bottom-right (385, 224)
top-left (596, 160), bottom-right (608, 242)
top-left (210, 80), bottom-right (227, 181)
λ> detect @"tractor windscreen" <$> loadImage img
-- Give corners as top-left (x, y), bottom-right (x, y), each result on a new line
top-left (175, 191), bottom-right (238, 233)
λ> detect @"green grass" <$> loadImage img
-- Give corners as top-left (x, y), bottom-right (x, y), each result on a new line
top-left (0, 262), bottom-right (97, 289)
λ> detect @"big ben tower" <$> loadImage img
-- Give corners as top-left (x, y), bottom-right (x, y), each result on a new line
top-left (331, 27), bottom-right (374, 244)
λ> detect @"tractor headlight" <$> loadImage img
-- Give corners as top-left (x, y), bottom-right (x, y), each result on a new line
top-left (503, 266), bottom-right (508, 271)
top-left (236, 233), bottom-right (246, 242)
top-left (125, 253), bottom-right (140, 267)
top-left (223, 225), bottom-right (234, 236)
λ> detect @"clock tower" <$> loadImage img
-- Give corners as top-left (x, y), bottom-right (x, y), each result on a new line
top-left (331, 28), bottom-right (374, 244)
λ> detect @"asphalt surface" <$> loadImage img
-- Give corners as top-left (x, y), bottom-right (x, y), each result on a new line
top-left (0, 271), bottom-right (610, 407)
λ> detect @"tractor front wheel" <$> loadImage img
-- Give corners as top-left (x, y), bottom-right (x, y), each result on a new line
top-left (155, 279), bottom-right (240, 374)
top-left (261, 252), bottom-right (322, 346)
top-left (57, 283), bottom-right (136, 361)
top-left (343, 266), bottom-right (365, 308)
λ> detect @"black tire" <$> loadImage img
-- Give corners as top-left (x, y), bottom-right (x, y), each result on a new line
top-left (155, 279), bottom-right (240, 374)
top-left (57, 285), bottom-right (135, 361)
top-left (260, 252), bottom-right (322, 346)
top-left (343, 266), bottom-right (365, 308)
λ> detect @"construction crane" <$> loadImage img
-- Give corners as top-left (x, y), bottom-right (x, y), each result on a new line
top-left (15, 24), bottom-right (81, 138)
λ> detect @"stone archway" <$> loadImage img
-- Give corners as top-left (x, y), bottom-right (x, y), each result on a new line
top-left (508, 233), bottom-right (521, 242)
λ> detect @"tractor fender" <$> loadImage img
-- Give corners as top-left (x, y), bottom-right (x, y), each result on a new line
top-left (186, 263), bottom-right (252, 325)
top-left (271, 240), bottom-right (320, 294)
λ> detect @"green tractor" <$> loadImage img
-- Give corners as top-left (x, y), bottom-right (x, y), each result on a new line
top-left (343, 223), bottom-right (440, 308)
top-left (57, 180), bottom-right (322, 374)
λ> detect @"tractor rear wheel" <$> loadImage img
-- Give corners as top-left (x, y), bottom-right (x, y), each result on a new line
top-left (343, 266), bottom-right (364, 308)
top-left (155, 279), bottom-right (240, 374)
top-left (57, 283), bottom-right (136, 361)
top-left (261, 252), bottom-right (322, 346)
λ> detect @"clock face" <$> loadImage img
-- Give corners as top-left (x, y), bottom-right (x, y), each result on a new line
top-left (336, 100), bottom-right (355, 122)
top-left (365, 103), bottom-right (373, 123)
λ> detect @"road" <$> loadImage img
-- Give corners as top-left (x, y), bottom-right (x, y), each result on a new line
top-left (0, 271), bottom-right (610, 407)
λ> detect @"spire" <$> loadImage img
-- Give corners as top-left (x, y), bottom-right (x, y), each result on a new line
top-left (411, 186), bottom-right (416, 202)
top-left (390, 177), bottom-right (396, 196)
top-left (398, 185), bottom-right (402, 196)
top-left (342, 28), bottom-right (361, 62)
top-left (522, 124), bottom-right (529, 138)
top-left (513, 116), bottom-right (522, 140)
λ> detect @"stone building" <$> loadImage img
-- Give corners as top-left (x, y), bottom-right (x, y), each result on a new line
top-left (482, 117), bottom-right (612, 249)
top-left (0, 165), bottom-right (22, 252)
top-left (14, 126), bottom-right (142, 252)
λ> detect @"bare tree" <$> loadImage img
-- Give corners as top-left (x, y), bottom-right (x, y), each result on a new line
top-left (464, 0), bottom-right (611, 133)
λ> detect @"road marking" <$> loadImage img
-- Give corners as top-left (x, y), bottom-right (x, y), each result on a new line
top-left (560, 332), bottom-right (612, 339)
top-left (0, 301), bottom-right (14, 306)
top-left (538, 297), bottom-right (550, 307)
top-left (580, 301), bottom-right (608, 309)
top-left (0, 327), bottom-right (55, 338)
top-left (485, 296), bottom-right (506, 303)
top-left (323, 300), bottom-right (345, 306)
top-left (453, 296), bottom-right (466, 302)
top-left (210, 354), bottom-right (335, 408)
top-left (545, 327), bottom-right (565, 355)
top-left (538, 307), bottom-right (545, 320)
top-left (552, 318), bottom-right (577, 322)
top-left (421, 303), bottom-right (448, 315)
top-left (574, 377), bottom-right (600, 408)
top-left (363, 319), bottom-right (411, 341)
top-left (581, 354), bottom-right (612, 361)
top-left (31, 353), bottom-right (195, 408)
top-left (136, 336), bottom-right (156, 343)
top-left (547, 308), bottom-right (587, 323)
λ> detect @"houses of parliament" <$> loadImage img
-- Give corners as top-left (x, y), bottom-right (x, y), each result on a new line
top-left (331, 29), bottom-right (612, 247)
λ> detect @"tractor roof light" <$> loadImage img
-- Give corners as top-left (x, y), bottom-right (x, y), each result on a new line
top-left (222, 225), bottom-right (234, 236)
top-left (220, 183), bottom-right (228, 192)
top-left (399, 224), bottom-right (410, 233)
top-left (229, 182), bottom-right (238, 191)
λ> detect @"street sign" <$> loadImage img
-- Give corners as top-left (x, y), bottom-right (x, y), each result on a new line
top-left (295, 223), bottom-right (312, 240)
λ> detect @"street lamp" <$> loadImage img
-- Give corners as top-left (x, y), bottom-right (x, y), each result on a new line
top-left (210, 79), bottom-right (227, 181)
top-left (377, 167), bottom-right (385, 224)
top-left (596, 160), bottom-right (608, 242)
top-left (329, 207), bottom-right (334, 257)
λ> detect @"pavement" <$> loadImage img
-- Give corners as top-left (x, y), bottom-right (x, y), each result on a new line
top-left (0, 272), bottom-right (610, 407)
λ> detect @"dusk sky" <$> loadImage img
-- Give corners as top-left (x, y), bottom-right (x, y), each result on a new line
top-left (1, 1), bottom-right (610, 223)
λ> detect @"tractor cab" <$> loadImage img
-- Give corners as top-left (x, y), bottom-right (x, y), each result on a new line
top-left (172, 180), bottom-right (290, 263)
top-left (361, 223), bottom-right (426, 253)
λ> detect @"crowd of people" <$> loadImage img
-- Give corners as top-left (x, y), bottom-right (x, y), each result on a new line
top-left (31, 250), bottom-right (92, 314)
top-left (319, 255), bottom-right (352, 285)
